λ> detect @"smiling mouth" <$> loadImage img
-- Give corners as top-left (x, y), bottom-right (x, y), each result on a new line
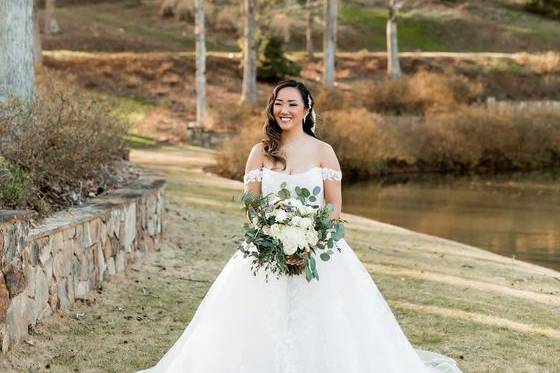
top-left (279, 117), bottom-right (293, 123)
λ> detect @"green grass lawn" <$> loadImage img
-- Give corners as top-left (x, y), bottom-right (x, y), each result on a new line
top-left (46, 0), bottom-right (560, 53)
top-left (1, 144), bottom-right (559, 372)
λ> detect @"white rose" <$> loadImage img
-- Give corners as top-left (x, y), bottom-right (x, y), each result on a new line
top-left (300, 217), bottom-right (313, 229)
top-left (279, 225), bottom-right (308, 255)
top-left (290, 216), bottom-right (302, 227)
top-left (291, 199), bottom-right (304, 210)
top-left (269, 224), bottom-right (281, 237)
top-left (304, 206), bottom-right (316, 215)
top-left (275, 209), bottom-right (288, 223)
top-left (305, 228), bottom-right (319, 247)
top-left (247, 242), bottom-right (258, 252)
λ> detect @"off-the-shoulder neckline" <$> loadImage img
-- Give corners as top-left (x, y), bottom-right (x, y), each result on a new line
top-left (261, 166), bottom-right (324, 177)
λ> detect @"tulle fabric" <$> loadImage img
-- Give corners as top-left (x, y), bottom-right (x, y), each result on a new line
top-left (137, 166), bottom-right (462, 372)
top-left (136, 239), bottom-right (462, 373)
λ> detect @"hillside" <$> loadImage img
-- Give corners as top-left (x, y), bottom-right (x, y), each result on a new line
top-left (41, 0), bottom-right (560, 53)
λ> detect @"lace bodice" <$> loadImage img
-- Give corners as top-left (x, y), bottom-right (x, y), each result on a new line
top-left (244, 167), bottom-right (342, 206)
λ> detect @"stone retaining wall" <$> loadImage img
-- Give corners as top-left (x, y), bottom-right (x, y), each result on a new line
top-left (0, 176), bottom-right (165, 352)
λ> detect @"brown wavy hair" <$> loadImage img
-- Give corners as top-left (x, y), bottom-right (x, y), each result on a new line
top-left (262, 80), bottom-right (317, 169)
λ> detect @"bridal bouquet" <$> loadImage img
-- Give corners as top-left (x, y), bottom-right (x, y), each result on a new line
top-left (238, 182), bottom-right (344, 282)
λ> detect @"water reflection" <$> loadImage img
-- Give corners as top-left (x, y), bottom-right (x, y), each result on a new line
top-left (342, 171), bottom-right (560, 272)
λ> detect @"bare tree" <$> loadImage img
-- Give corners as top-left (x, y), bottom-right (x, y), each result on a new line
top-left (387, 0), bottom-right (402, 77)
top-left (306, 0), bottom-right (314, 58)
top-left (323, 0), bottom-right (336, 87)
top-left (0, 0), bottom-right (36, 104)
top-left (285, 0), bottom-right (295, 42)
top-left (240, 0), bottom-right (257, 105)
top-left (44, 0), bottom-right (60, 35)
top-left (195, 0), bottom-right (207, 128)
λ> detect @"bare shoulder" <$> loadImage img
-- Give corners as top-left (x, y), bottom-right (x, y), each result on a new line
top-left (312, 138), bottom-right (340, 169)
top-left (245, 142), bottom-right (266, 172)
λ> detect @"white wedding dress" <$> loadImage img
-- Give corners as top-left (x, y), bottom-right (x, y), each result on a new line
top-left (137, 167), bottom-right (462, 373)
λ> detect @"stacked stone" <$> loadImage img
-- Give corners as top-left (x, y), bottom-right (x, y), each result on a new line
top-left (0, 178), bottom-right (165, 352)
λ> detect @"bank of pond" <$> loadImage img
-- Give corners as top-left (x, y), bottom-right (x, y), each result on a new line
top-left (343, 170), bottom-right (560, 272)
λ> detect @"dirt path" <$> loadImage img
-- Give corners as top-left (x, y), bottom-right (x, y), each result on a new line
top-left (1, 144), bottom-right (559, 373)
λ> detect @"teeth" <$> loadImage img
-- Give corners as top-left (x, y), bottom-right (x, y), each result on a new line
top-left (280, 117), bottom-right (292, 122)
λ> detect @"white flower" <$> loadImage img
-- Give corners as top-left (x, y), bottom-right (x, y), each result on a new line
top-left (300, 217), bottom-right (313, 229)
top-left (290, 216), bottom-right (313, 229)
top-left (268, 224), bottom-right (309, 255)
top-left (243, 241), bottom-right (258, 253)
top-left (290, 199), bottom-right (304, 211)
top-left (290, 216), bottom-right (303, 227)
top-left (274, 209), bottom-right (288, 223)
top-left (305, 228), bottom-right (319, 247)
top-left (303, 205), bottom-right (316, 215)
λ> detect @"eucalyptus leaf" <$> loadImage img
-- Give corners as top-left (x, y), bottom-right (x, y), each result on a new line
top-left (278, 189), bottom-right (290, 200)
top-left (320, 252), bottom-right (330, 261)
top-left (313, 186), bottom-right (321, 195)
top-left (305, 265), bottom-right (313, 281)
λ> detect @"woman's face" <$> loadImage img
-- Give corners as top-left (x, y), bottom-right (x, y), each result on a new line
top-left (272, 86), bottom-right (309, 132)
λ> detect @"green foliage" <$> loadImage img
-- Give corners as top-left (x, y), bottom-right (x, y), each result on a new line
top-left (238, 185), bottom-right (345, 282)
top-left (525, 0), bottom-right (560, 20)
top-left (0, 160), bottom-right (34, 210)
top-left (257, 36), bottom-right (301, 82)
top-left (0, 73), bottom-right (129, 214)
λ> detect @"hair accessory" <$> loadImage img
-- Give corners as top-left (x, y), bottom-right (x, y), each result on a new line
top-left (307, 95), bottom-right (313, 108)
top-left (310, 109), bottom-right (317, 133)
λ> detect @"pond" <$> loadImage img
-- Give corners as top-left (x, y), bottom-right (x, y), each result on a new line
top-left (342, 171), bottom-right (560, 272)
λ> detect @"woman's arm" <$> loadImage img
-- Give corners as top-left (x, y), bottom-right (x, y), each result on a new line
top-left (244, 143), bottom-right (266, 196)
top-left (320, 143), bottom-right (342, 220)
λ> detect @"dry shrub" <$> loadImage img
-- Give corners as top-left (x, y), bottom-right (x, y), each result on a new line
top-left (215, 105), bottom-right (560, 181)
top-left (313, 87), bottom-right (353, 112)
top-left (316, 109), bottom-right (401, 179)
top-left (423, 106), bottom-right (560, 171)
top-left (354, 78), bottom-right (412, 114)
top-left (175, 0), bottom-right (195, 21)
top-left (408, 71), bottom-right (482, 112)
top-left (215, 121), bottom-right (264, 181)
top-left (212, 5), bottom-right (240, 33)
top-left (356, 71), bottom-right (483, 114)
top-left (159, 0), bottom-right (179, 17)
top-left (483, 70), bottom-right (560, 100)
top-left (515, 52), bottom-right (560, 74)
top-left (0, 74), bottom-right (129, 213)
top-left (207, 102), bottom-right (262, 133)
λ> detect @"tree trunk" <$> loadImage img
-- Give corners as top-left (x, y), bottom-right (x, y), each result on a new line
top-left (44, 0), bottom-right (60, 35)
top-left (387, 0), bottom-right (401, 78)
top-left (33, 0), bottom-right (43, 65)
top-left (306, 0), bottom-right (314, 59)
top-left (240, 0), bottom-right (257, 105)
top-left (323, 0), bottom-right (336, 87)
top-left (195, 0), bottom-right (207, 128)
top-left (285, 0), bottom-right (294, 42)
top-left (0, 0), bottom-right (36, 104)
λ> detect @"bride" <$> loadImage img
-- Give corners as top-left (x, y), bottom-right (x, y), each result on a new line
top-left (137, 80), bottom-right (462, 373)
